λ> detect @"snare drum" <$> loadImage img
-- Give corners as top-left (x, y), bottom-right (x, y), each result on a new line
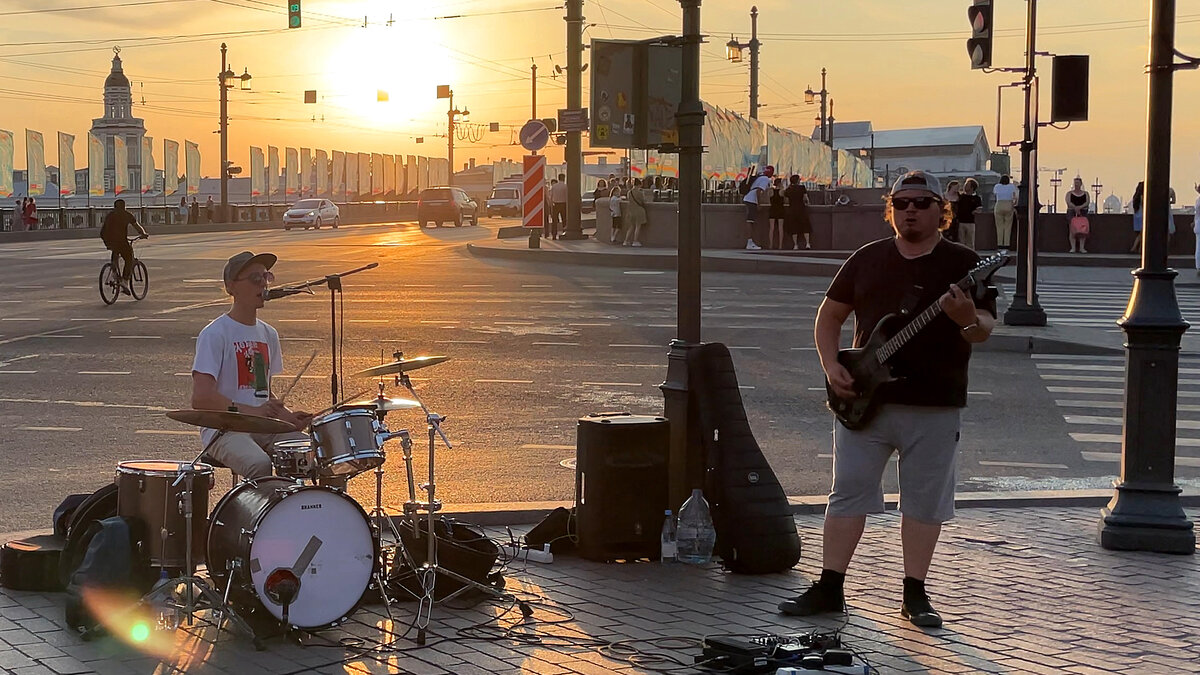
top-left (272, 438), bottom-right (317, 480)
top-left (116, 460), bottom-right (214, 570)
top-left (310, 408), bottom-right (384, 478)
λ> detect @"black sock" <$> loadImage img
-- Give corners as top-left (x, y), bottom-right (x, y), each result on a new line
top-left (903, 576), bottom-right (926, 602)
top-left (819, 569), bottom-right (846, 593)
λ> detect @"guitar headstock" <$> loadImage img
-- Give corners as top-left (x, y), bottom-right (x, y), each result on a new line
top-left (967, 253), bottom-right (1008, 286)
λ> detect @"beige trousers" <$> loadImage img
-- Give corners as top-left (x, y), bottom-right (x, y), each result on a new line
top-left (994, 200), bottom-right (1015, 247)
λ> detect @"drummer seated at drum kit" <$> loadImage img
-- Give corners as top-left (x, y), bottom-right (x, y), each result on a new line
top-left (190, 251), bottom-right (336, 485)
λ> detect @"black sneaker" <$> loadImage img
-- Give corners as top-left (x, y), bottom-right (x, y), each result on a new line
top-left (778, 580), bottom-right (844, 616)
top-left (900, 592), bottom-right (943, 627)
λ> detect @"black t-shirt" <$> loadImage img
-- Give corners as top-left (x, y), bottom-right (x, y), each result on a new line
top-left (826, 237), bottom-right (997, 408)
top-left (101, 210), bottom-right (137, 245)
top-left (956, 193), bottom-right (982, 224)
top-left (784, 184), bottom-right (809, 216)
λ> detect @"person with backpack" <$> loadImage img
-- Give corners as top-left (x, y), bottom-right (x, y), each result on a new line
top-left (740, 165), bottom-right (773, 250)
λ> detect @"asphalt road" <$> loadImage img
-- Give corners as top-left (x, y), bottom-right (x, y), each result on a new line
top-left (0, 218), bottom-right (1196, 532)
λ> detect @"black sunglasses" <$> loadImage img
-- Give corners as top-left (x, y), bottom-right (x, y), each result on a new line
top-left (891, 196), bottom-right (941, 210)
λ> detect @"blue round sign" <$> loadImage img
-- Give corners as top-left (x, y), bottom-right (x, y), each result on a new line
top-left (520, 120), bottom-right (549, 152)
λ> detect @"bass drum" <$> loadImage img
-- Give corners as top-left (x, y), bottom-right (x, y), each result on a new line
top-left (206, 477), bottom-right (377, 631)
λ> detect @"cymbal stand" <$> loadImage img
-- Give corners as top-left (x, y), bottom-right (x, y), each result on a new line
top-left (393, 364), bottom-right (512, 644)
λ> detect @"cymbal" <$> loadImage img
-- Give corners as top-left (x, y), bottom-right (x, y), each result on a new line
top-left (345, 396), bottom-right (421, 412)
top-left (167, 409), bottom-right (296, 435)
top-left (353, 355), bottom-right (449, 378)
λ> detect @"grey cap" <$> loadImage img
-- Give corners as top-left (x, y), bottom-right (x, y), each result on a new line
top-left (889, 170), bottom-right (943, 199)
top-left (222, 251), bottom-right (277, 288)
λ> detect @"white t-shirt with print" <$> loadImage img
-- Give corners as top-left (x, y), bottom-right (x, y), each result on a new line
top-left (742, 175), bottom-right (773, 205)
top-left (993, 183), bottom-right (1017, 201)
top-left (192, 313), bottom-right (284, 447)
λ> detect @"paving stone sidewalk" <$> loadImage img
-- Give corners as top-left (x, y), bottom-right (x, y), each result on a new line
top-left (1, 506), bottom-right (1197, 674)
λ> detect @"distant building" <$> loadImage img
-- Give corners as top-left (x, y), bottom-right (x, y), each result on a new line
top-left (90, 47), bottom-right (145, 194)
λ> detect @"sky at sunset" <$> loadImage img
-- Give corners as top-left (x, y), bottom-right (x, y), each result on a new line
top-left (3, 0), bottom-right (1199, 205)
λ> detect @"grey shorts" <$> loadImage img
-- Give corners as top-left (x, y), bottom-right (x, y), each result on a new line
top-left (827, 404), bottom-right (961, 523)
top-left (743, 201), bottom-right (758, 222)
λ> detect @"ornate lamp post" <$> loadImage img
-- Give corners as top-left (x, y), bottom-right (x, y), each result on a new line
top-left (218, 43), bottom-right (251, 223)
top-left (804, 70), bottom-right (835, 185)
top-left (725, 6), bottom-right (760, 119)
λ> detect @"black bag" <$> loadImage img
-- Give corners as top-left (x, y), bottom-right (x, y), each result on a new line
top-left (53, 494), bottom-right (93, 537)
top-left (524, 506), bottom-right (577, 554)
top-left (689, 342), bottom-right (801, 574)
top-left (738, 173), bottom-right (758, 196)
top-left (64, 516), bottom-right (151, 637)
top-left (392, 518), bottom-right (501, 600)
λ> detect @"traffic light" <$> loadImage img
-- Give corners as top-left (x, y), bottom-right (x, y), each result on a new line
top-left (288, 1), bottom-right (301, 29)
top-left (966, 0), bottom-right (993, 70)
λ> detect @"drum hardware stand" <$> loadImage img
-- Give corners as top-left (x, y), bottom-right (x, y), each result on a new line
top-left (367, 425), bottom-right (411, 622)
top-left (391, 363), bottom-right (515, 644)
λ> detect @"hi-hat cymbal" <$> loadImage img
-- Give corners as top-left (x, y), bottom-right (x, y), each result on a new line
top-left (353, 355), bottom-right (449, 378)
top-left (345, 396), bottom-right (421, 412)
top-left (167, 409), bottom-right (296, 434)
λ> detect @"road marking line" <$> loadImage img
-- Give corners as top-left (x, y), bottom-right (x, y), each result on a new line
top-left (968, 391), bottom-right (993, 396)
top-left (70, 318), bottom-right (109, 321)
top-left (1049, 386), bottom-right (1200, 398)
top-left (582, 382), bottom-right (643, 387)
top-left (570, 323), bottom-right (610, 326)
top-left (1071, 432), bottom-right (1200, 446)
top-left (17, 426), bottom-right (82, 432)
top-left (139, 318), bottom-right (176, 322)
top-left (47, 300), bottom-right (83, 304)
top-left (421, 320), bottom-right (458, 324)
top-left (978, 460), bottom-right (1069, 469)
top-left (110, 335), bottom-right (161, 339)
top-left (436, 340), bottom-right (488, 344)
top-left (15, 285), bottom-right (44, 289)
top-left (791, 347), bottom-right (817, 351)
top-left (277, 319), bottom-right (318, 322)
top-left (727, 346), bottom-right (762, 350)
top-left (462, 284), bottom-right (493, 288)
top-left (607, 344), bottom-right (661, 348)
top-left (0, 370), bottom-right (37, 374)
top-left (739, 385), bottom-right (755, 390)
top-left (64, 286), bottom-right (91, 290)
top-left (1056, 399), bottom-right (1200, 412)
top-left (1, 318), bottom-right (38, 322)
top-left (521, 444), bottom-right (575, 450)
top-left (495, 321), bottom-right (534, 325)
top-left (39, 335), bottom-right (83, 339)
top-left (623, 270), bottom-right (665, 275)
top-left (521, 284), bottom-right (552, 288)
top-left (405, 284), bottom-right (435, 288)
top-left (475, 299), bottom-right (511, 303)
top-left (349, 319), bottom-right (389, 323)
top-left (135, 430), bottom-right (194, 436)
top-left (282, 337), bottom-right (322, 342)
top-left (532, 342), bottom-right (580, 346)
top-left (1066, 414), bottom-right (1200, 429)
top-left (475, 379), bottom-right (533, 384)
top-left (1082, 451), bottom-right (1200, 467)
top-left (78, 371), bottom-right (131, 375)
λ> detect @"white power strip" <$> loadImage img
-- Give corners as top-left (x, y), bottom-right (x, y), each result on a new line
top-left (503, 543), bottom-right (554, 563)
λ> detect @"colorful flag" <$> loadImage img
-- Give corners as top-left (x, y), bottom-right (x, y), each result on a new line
top-left (285, 147), bottom-right (298, 196)
top-left (113, 135), bottom-right (127, 195)
top-left (331, 151), bottom-right (344, 198)
top-left (315, 150), bottom-right (328, 197)
top-left (185, 140), bottom-right (200, 195)
top-left (267, 145), bottom-right (279, 199)
top-left (58, 132), bottom-right (76, 196)
top-left (26, 130), bottom-right (45, 196)
top-left (163, 139), bottom-right (179, 196)
top-left (345, 152), bottom-right (358, 199)
top-left (88, 133), bottom-right (104, 196)
top-left (300, 147), bottom-right (311, 196)
top-left (370, 153), bottom-right (384, 195)
top-left (0, 130), bottom-right (12, 198)
top-left (249, 146), bottom-right (265, 198)
top-left (140, 135), bottom-right (154, 193)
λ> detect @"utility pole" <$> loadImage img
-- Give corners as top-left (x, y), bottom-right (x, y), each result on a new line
top-left (1003, 0), bottom-right (1047, 326)
top-left (749, 6), bottom-right (760, 119)
top-left (218, 43), bottom-right (229, 223)
top-left (441, 86), bottom-right (467, 186)
top-left (531, 62), bottom-right (537, 120)
top-left (1099, 0), bottom-right (1194, 554)
top-left (661, 0), bottom-right (707, 512)
top-left (562, 0), bottom-right (585, 239)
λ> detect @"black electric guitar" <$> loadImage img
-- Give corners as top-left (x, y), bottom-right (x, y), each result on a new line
top-left (826, 254), bottom-right (1007, 430)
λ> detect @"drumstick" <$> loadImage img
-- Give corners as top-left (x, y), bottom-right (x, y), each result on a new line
top-left (278, 350), bottom-right (318, 403)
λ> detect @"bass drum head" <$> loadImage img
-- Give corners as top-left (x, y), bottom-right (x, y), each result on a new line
top-left (210, 480), bottom-right (376, 630)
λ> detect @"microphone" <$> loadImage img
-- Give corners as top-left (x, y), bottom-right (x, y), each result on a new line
top-left (262, 286), bottom-right (311, 301)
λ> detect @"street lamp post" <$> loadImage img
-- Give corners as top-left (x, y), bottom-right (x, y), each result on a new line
top-left (1049, 173), bottom-right (1062, 214)
top-left (217, 43), bottom-right (251, 223)
top-left (805, 70), bottom-right (835, 185)
top-left (438, 85), bottom-right (468, 187)
top-left (725, 6), bottom-right (760, 119)
top-left (1099, 0), bottom-right (1194, 554)
top-left (1091, 177), bottom-right (1103, 211)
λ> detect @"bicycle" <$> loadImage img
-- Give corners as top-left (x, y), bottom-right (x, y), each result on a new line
top-left (99, 236), bottom-right (149, 305)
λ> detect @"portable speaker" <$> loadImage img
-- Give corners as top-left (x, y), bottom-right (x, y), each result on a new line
top-left (1051, 55), bottom-right (1089, 123)
top-left (574, 413), bottom-right (670, 562)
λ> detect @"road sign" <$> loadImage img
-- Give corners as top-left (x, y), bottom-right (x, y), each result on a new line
top-left (522, 155), bottom-right (546, 229)
top-left (557, 108), bottom-right (589, 133)
top-left (520, 120), bottom-right (549, 152)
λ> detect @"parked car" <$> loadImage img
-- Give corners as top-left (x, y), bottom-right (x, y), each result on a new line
top-left (417, 187), bottom-right (478, 227)
top-left (581, 190), bottom-right (597, 215)
top-left (486, 185), bottom-right (521, 217)
top-left (283, 199), bottom-right (340, 230)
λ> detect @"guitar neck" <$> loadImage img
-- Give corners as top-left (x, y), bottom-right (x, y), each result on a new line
top-left (876, 277), bottom-right (970, 363)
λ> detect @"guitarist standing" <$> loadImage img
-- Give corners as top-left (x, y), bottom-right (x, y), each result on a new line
top-left (778, 171), bottom-right (997, 628)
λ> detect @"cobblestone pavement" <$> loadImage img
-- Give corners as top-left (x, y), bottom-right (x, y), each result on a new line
top-left (1, 506), bottom-right (1197, 674)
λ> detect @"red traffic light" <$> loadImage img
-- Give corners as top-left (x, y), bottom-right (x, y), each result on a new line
top-left (966, 0), bottom-right (993, 70)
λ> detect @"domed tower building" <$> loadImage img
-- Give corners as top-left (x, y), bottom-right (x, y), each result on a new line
top-left (90, 47), bottom-right (145, 194)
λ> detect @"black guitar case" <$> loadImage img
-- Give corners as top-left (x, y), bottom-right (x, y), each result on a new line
top-left (688, 342), bottom-right (801, 574)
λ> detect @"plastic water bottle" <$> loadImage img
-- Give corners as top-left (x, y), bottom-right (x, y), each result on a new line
top-left (660, 509), bottom-right (678, 564)
top-left (676, 488), bottom-right (716, 564)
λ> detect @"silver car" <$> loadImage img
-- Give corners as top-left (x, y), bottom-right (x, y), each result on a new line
top-left (283, 199), bottom-right (340, 230)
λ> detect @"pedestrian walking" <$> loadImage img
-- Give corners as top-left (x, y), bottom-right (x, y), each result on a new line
top-left (942, 180), bottom-right (960, 242)
top-left (1066, 176), bottom-right (1090, 253)
top-left (779, 170), bottom-right (996, 628)
top-left (623, 178), bottom-right (647, 247)
top-left (178, 196), bottom-right (188, 224)
top-left (1129, 181), bottom-right (1144, 252)
top-left (543, 179), bottom-right (557, 239)
top-left (205, 195), bottom-right (215, 223)
top-left (740, 165), bottom-right (773, 250)
top-left (189, 197), bottom-right (199, 224)
top-left (608, 185), bottom-right (623, 244)
top-left (992, 174), bottom-right (1016, 252)
top-left (22, 197), bottom-right (37, 231)
top-left (768, 178), bottom-right (786, 250)
top-left (550, 173), bottom-right (567, 238)
top-left (784, 175), bottom-right (812, 250)
top-left (955, 178), bottom-right (982, 250)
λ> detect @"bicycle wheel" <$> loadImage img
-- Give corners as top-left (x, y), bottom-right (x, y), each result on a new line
top-left (129, 260), bottom-right (149, 300)
top-left (98, 264), bottom-right (120, 305)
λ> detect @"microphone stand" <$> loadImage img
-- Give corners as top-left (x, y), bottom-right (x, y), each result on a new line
top-left (265, 262), bottom-right (378, 408)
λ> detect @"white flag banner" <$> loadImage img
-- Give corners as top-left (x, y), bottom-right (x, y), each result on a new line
top-left (113, 135), bottom-right (127, 195)
top-left (285, 147), bottom-right (298, 196)
top-left (88, 133), bottom-right (104, 196)
top-left (300, 147), bottom-right (311, 197)
top-left (315, 150), bottom-right (328, 197)
top-left (250, 146), bottom-right (265, 198)
top-left (358, 153), bottom-right (370, 198)
top-left (370, 153), bottom-right (384, 196)
top-left (267, 145), bottom-right (279, 199)
top-left (163, 139), bottom-right (179, 197)
top-left (0, 129), bottom-right (12, 198)
top-left (26, 129), bottom-right (46, 196)
top-left (140, 135), bottom-right (154, 193)
top-left (58, 132), bottom-right (76, 197)
top-left (345, 153), bottom-right (358, 198)
top-left (331, 150), bottom-right (345, 198)
top-left (406, 155), bottom-right (416, 196)
top-left (185, 140), bottom-right (200, 195)
top-left (382, 154), bottom-right (394, 195)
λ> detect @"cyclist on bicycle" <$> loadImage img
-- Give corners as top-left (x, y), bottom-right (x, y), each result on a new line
top-left (101, 199), bottom-right (148, 291)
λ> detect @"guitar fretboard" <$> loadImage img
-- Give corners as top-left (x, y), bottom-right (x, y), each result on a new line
top-left (875, 276), bottom-right (974, 364)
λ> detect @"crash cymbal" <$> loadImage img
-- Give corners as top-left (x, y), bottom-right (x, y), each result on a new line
top-left (353, 355), bottom-right (450, 378)
top-left (166, 409), bottom-right (296, 435)
top-left (345, 396), bottom-right (421, 412)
